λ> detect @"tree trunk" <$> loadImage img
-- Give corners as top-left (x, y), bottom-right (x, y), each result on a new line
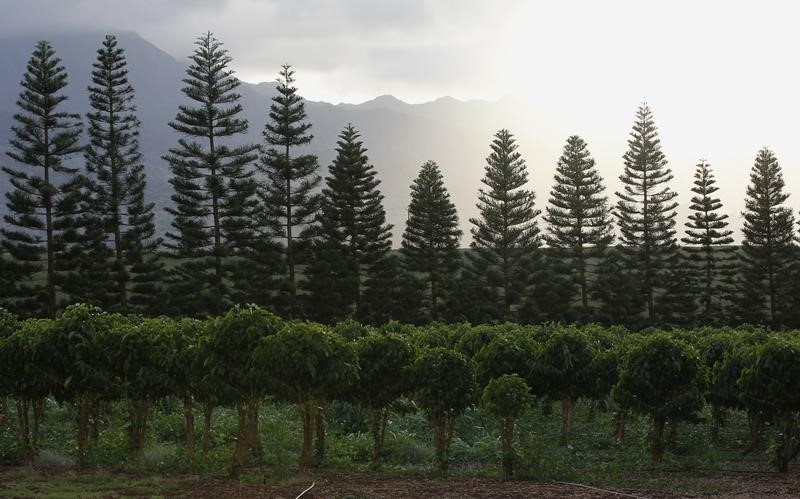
top-left (314, 405), bottom-right (325, 466)
top-left (711, 403), bottom-right (723, 443)
top-left (183, 397), bottom-right (195, 467)
top-left (432, 414), bottom-right (447, 472)
top-left (246, 400), bottom-right (263, 461)
top-left (432, 414), bottom-right (455, 473)
top-left (667, 417), bottom-right (678, 447)
top-left (614, 409), bottom-right (627, 442)
top-left (76, 397), bottom-right (91, 468)
top-left (235, 400), bottom-right (263, 466)
top-left (587, 399), bottom-right (597, 423)
top-left (776, 414), bottom-right (795, 472)
top-left (501, 417), bottom-right (515, 479)
top-left (32, 397), bottom-right (45, 448)
top-left (652, 416), bottom-right (666, 463)
top-left (128, 399), bottom-right (151, 463)
top-left (559, 395), bottom-right (574, 446)
top-left (299, 402), bottom-right (316, 471)
top-left (743, 411), bottom-right (762, 455)
top-left (16, 399), bottom-right (33, 465)
top-left (368, 407), bottom-right (387, 469)
top-left (202, 402), bottom-right (213, 450)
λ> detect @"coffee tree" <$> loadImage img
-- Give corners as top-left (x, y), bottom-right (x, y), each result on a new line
top-left (0, 318), bottom-right (52, 464)
top-left (535, 328), bottom-right (596, 444)
top-left (481, 373), bottom-right (532, 479)
top-left (739, 338), bottom-right (800, 471)
top-left (614, 335), bottom-right (706, 462)
top-left (256, 322), bottom-right (358, 470)
top-left (0, 309), bottom-right (20, 427)
top-left (105, 317), bottom-right (174, 461)
top-left (412, 347), bottom-right (475, 472)
top-left (474, 332), bottom-right (538, 389)
top-left (46, 304), bottom-right (117, 467)
top-left (351, 333), bottom-right (415, 468)
top-left (204, 305), bottom-right (283, 465)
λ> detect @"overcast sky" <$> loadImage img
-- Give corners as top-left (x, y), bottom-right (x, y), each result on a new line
top-left (4, 0), bottom-right (800, 232)
top-left (2, 0), bottom-right (797, 105)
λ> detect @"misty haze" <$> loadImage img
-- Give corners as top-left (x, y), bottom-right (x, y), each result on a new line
top-left (2, 1), bottom-right (800, 497)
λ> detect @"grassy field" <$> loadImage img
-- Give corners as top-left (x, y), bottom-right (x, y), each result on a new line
top-left (1, 397), bottom-right (797, 497)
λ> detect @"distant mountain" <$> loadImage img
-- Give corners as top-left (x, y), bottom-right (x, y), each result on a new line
top-left (0, 31), bottom-right (548, 245)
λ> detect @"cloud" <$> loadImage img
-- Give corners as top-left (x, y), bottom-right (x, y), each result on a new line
top-left (0, 0), bottom-right (520, 103)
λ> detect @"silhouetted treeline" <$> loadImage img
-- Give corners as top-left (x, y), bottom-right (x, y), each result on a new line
top-left (2, 33), bottom-right (800, 329)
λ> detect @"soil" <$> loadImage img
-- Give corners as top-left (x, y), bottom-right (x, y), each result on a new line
top-left (3, 466), bottom-right (800, 498)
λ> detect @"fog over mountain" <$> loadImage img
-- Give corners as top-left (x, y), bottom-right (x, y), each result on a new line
top-left (0, 31), bottom-right (796, 245)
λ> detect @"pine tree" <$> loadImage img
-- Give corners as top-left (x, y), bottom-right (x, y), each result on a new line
top-left (257, 65), bottom-right (321, 318)
top-left (80, 34), bottom-right (162, 313)
top-left (739, 148), bottom-right (795, 327)
top-left (305, 125), bottom-right (393, 320)
top-left (680, 161), bottom-right (737, 324)
top-left (468, 129), bottom-right (540, 321)
top-left (1, 41), bottom-right (83, 317)
top-left (614, 104), bottom-right (678, 323)
top-left (592, 247), bottom-right (647, 328)
top-left (401, 160), bottom-right (462, 321)
top-left (544, 135), bottom-right (613, 318)
top-left (163, 32), bottom-right (259, 316)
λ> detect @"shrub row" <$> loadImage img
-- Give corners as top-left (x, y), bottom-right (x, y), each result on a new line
top-left (1, 305), bottom-right (799, 475)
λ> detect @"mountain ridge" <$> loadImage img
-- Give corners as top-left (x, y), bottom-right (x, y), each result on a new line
top-left (0, 31), bottom-right (544, 245)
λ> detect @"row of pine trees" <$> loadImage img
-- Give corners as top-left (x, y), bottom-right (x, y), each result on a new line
top-left (1, 33), bottom-right (797, 329)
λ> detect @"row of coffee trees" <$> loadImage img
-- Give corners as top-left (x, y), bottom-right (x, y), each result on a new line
top-left (1, 304), bottom-right (800, 476)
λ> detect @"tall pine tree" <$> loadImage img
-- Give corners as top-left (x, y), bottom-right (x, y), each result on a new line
top-left (163, 32), bottom-right (259, 316)
top-left (1, 41), bottom-right (83, 317)
top-left (80, 35), bottom-right (162, 313)
top-left (257, 65), bottom-right (321, 317)
top-left (614, 104), bottom-right (678, 323)
top-left (305, 124), bottom-right (393, 321)
top-left (738, 148), bottom-right (795, 327)
top-left (468, 129), bottom-right (540, 321)
top-left (401, 160), bottom-right (462, 322)
top-left (680, 160), bottom-right (737, 324)
top-left (544, 135), bottom-right (613, 318)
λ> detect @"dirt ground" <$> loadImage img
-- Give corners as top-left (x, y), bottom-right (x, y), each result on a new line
top-left (181, 473), bottom-right (800, 498)
top-left (3, 467), bottom-right (800, 498)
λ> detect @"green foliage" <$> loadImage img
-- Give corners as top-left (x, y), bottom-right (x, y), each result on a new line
top-left (256, 64), bottom-right (321, 317)
top-left (412, 347), bottom-right (475, 471)
top-left (738, 148), bottom-right (796, 327)
top-left (402, 160), bottom-right (463, 321)
top-left (535, 328), bottom-right (596, 400)
top-left (468, 129), bottom-right (541, 322)
top-left (739, 338), bottom-right (800, 471)
top-left (306, 124), bottom-right (392, 322)
top-left (482, 374), bottom-right (531, 422)
top-left (352, 334), bottom-right (414, 409)
top-left (614, 104), bottom-right (678, 324)
top-left (614, 334), bottom-right (706, 461)
top-left (681, 162), bottom-right (737, 324)
top-left (474, 332), bottom-right (538, 389)
top-left (1, 40), bottom-right (84, 318)
top-left (204, 305), bottom-right (283, 404)
top-left (739, 338), bottom-right (800, 418)
top-left (258, 322), bottom-right (358, 404)
top-left (79, 34), bottom-right (162, 314)
top-left (162, 32), bottom-right (259, 316)
top-left (615, 335), bottom-right (706, 421)
top-left (482, 374), bottom-right (532, 478)
top-left (544, 136), bottom-right (613, 319)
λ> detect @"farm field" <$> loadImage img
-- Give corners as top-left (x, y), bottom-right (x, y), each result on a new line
top-left (2, 398), bottom-right (798, 498)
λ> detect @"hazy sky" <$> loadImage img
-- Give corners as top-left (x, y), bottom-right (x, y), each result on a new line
top-left (2, 0), bottom-right (796, 104)
top-left (4, 0), bottom-right (800, 233)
